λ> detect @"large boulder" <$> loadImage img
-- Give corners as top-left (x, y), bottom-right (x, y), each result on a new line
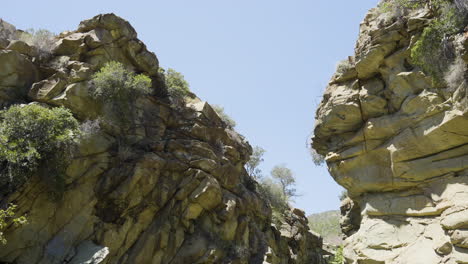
top-left (0, 50), bottom-right (38, 107)
top-left (313, 4), bottom-right (468, 264)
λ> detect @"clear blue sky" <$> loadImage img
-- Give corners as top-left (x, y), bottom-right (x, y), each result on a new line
top-left (2, 0), bottom-right (379, 214)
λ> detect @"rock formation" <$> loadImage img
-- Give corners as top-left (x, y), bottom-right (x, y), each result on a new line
top-left (0, 14), bottom-right (325, 264)
top-left (313, 2), bottom-right (468, 264)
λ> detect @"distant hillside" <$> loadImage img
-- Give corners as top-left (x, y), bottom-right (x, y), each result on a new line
top-left (308, 210), bottom-right (343, 245)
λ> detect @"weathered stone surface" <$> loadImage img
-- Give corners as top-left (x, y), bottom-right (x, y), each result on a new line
top-left (6, 40), bottom-right (37, 57)
top-left (0, 14), bottom-right (325, 264)
top-left (0, 18), bottom-right (17, 40)
top-left (313, 4), bottom-right (468, 264)
top-left (0, 49), bottom-right (39, 106)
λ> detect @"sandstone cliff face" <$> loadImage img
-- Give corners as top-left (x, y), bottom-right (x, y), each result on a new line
top-left (313, 3), bottom-right (468, 264)
top-left (0, 14), bottom-right (325, 264)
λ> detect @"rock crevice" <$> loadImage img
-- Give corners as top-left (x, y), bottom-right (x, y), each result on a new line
top-left (0, 14), bottom-right (325, 264)
top-left (314, 3), bottom-right (468, 264)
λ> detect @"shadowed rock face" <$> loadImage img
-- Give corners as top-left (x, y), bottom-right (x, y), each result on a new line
top-left (313, 4), bottom-right (468, 264)
top-left (0, 14), bottom-right (325, 264)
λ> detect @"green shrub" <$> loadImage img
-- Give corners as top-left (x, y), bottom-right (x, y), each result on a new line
top-left (91, 61), bottom-right (152, 129)
top-left (92, 61), bottom-right (152, 102)
top-left (411, 2), bottom-right (466, 85)
top-left (0, 203), bottom-right (27, 244)
top-left (336, 59), bottom-right (353, 74)
top-left (330, 246), bottom-right (345, 264)
top-left (0, 104), bottom-right (79, 194)
top-left (379, 0), bottom-right (424, 13)
top-left (212, 104), bottom-right (237, 128)
top-left (159, 68), bottom-right (194, 102)
top-left (246, 146), bottom-right (266, 180)
top-left (445, 58), bottom-right (467, 91)
top-left (378, 0), bottom-right (444, 14)
top-left (310, 148), bottom-right (325, 166)
top-left (378, 0), bottom-right (466, 86)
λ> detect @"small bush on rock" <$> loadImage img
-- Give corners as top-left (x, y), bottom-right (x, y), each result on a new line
top-left (0, 104), bottom-right (79, 195)
top-left (246, 146), bottom-right (266, 180)
top-left (445, 58), bottom-right (467, 91)
top-left (212, 104), bottom-right (237, 128)
top-left (91, 61), bottom-right (152, 131)
top-left (336, 59), bottom-right (353, 74)
top-left (19, 29), bottom-right (56, 59)
top-left (378, 1), bottom-right (467, 85)
top-left (159, 68), bottom-right (194, 104)
top-left (411, 2), bottom-right (466, 85)
top-left (92, 61), bottom-right (152, 102)
top-left (310, 148), bottom-right (325, 166)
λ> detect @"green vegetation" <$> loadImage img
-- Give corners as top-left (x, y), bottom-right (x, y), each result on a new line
top-left (380, 0), bottom-right (467, 86)
top-left (212, 104), bottom-right (237, 128)
top-left (0, 104), bottom-right (79, 195)
top-left (336, 59), bottom-right (353, 74)
top-left (92, 61), bottom-right (152, 103)
top-left (159, 68), bottom-right (194, 102)
top-left (308, 210), bottom-right (342, 245)
top-left (19, 29), bottom-right (56, 58)
top-left (445, 58), bottom-right (467, 90)
top-left (245, 147), bottom-right (298, 223)
top-left (259, 178), bottom-right (289, 211)
top-left (329, 246), bottom-right (345, 264)
top-left (0, 204), bottom-right (27, 244)
top-left (310, 148), bottom-right (325, 166)
top-left (92, 61), bottom-right (152, 130)
top-left (271, 165), bottom-right (297, 199)
top-left (246, 146), bottom-right (266, 180)
top-left (411, 2), bottom-right (466, 85)
top-left (379, 0), bottom-right (427, 12)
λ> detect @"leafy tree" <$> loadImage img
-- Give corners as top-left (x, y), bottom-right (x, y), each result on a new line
top-left (246, 146), bottom-right (266, 180)
top-left (258, 178), bottom-right (289, 211)
top-left (271, 165), bottom-right (297, 199)
top-left (0, 104), bottom-right (79, 195)
top-left (0, 204), bottom-right (27, 245)
top-left (212, 104), bottom-right (236, 128)
top-left (19, 29), bottom-right (56, 59)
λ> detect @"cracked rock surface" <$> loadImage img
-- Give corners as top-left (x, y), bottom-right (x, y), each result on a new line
top-left (0, 14), bottom-right (326, 264)
top-left (313, 4), bottom-right (468, 264)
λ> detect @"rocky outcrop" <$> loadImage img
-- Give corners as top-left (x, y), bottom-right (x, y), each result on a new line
top-left (0, 14), bottom-right (325, 264)
top-left (313, 3), bottom-right (468, 264)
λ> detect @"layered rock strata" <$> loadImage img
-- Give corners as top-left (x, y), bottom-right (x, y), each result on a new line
top-left (0, 14), bottom-right (325, 264)
top-left (313, 4), bottom-right (468, 264)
